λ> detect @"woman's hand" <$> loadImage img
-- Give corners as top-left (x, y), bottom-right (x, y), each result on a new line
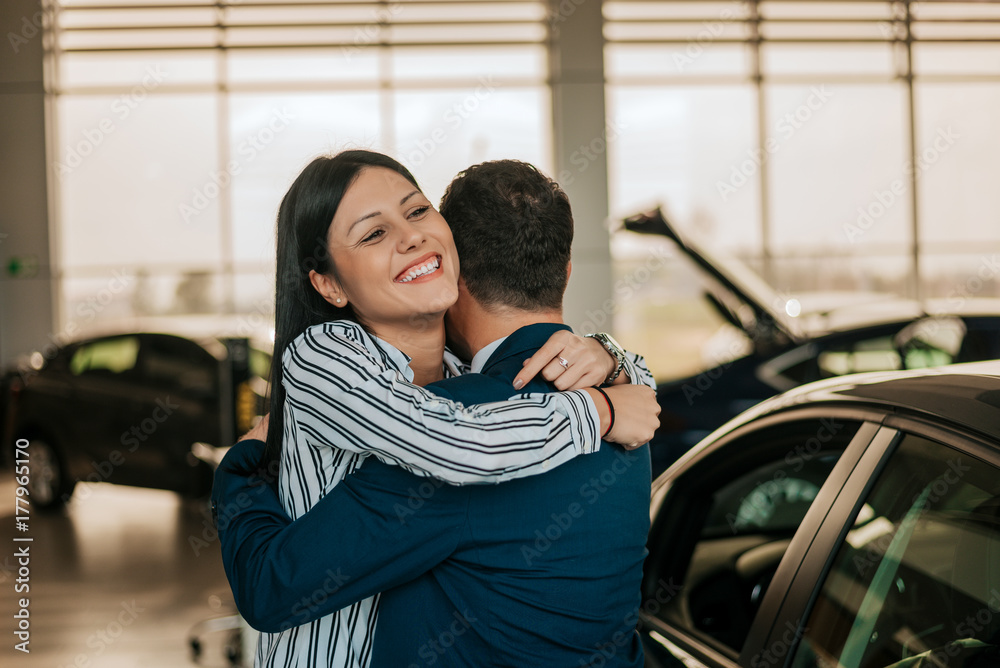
top-left (584, 385), bottom-right (660, 450)
top-left (513, 330), bottom-right (618, 391)
top-left (241, 414), bottom-right (269, 442)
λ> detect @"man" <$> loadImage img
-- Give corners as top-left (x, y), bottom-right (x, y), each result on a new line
top-left (213, 160), bottom-right (655, 666)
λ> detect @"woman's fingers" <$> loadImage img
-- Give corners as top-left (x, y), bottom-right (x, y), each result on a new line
top-left (513, 330), bottom-right (618, 391)
top-left (512, 337), bottom-right (567, 389)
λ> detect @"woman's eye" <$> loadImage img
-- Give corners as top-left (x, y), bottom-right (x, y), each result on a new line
top-left (409, 206), bottom-right (429, 219)
top-left (362, 229), bottom-right (384, 243)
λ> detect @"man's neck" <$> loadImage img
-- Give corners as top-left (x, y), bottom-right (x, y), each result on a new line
top-left (461, 305), bottom-right (564, 360)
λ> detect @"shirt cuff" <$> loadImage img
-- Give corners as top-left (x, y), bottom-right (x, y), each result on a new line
top-left (622, 353), bottom-right (657, 390)
top-left (562, 388), bottom-right (602, 454)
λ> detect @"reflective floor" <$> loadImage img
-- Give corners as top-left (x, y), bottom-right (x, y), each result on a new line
top-left (0, 476), bottom-right (241, 667)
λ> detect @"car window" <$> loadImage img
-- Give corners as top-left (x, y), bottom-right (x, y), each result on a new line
top-left (647, 417), bottom-right (864, 656)
top-left (957, 319), bottom-right (1000, 363)
top-left (896, 317), bottom-right (965, 370)
top-left (69, 337), bottom-right (140, 376)
top-left (140, 336), bottom-right (217, 394)
top-left (770, 335), bottom-right (904, 388)
top-left (818, 336), bottom-right (902, 378)
top-left (790, 434), bottom-right (1000, 668)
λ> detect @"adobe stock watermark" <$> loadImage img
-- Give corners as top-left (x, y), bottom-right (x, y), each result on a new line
top-left (577, 245), bottom-right (672, 335)
top-left (7, 9), bottom-right (46, 54)
top-left (198, 460), bottom-right (282, 557)
top-left (342, 2), bottom-right (402, 60)
top-left (57, 600), bottom-right (146, 668)
top-left (726, 418), bottom-right (845, 534)
top-left (717, 85), bottom-right (835, 202)
top-left (852, 458), bottom-right (970, 577)
top-left (179, 107), bottom-right (295, 223)
top-left (680, 287), bottom-right (799, 406)
top-left (521, 448), bottom-right (644, 566)
top-left (284, 568), bottom-right (353, 629)
top-left (55, 67), bottom-right (170, 179)
top-left (577, 577), bottom-right (684, 667)
top-left (844, 126), bottom-right (960, 244)
top-left (14, 268), bottom-right (134, 385)
top-left (402, 77), bottom-right (500, 169)
top-left (394, 476), bottom-right (446, 524)
top-left (406, 608), bottom-right (478, 667)
top-left (946, 253), bottom-right (1000, 309)
top-left (65, 396), bottom-right (180, 505)
top-left (672, 2), bottom-right (743, 72)
top-left (557, 117), bottom-right (629, 188)
top-left (548, 0), bottom-right (585, 29)
top-left (750, 621), bottom-right (808, 668)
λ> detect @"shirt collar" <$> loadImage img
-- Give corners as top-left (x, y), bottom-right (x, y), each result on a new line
top-left (369, 334), bottom-right (415, 382)
top-left (442, 348), bottom-right (469, 378)
top-left (469, 336), bottom-right (508, 374)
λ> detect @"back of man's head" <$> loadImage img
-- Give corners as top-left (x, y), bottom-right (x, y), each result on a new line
top-left (439, 160), bottom-right (573, 312)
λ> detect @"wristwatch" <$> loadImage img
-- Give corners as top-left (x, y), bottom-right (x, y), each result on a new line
top-left (585, 332), bottom-right (627, 385)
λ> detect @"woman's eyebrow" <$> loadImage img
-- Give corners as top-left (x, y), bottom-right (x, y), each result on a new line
top-left (347, 190), bottom-right (421, 235)
top-left (348, 211), bottom-right (381, 235)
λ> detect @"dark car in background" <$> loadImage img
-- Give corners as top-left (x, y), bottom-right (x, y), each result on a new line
top-left (638, 360), bottom-right (1000, 668)
top-left (1, 332), bottom-right (271, 509)
top-left (623, 209), bottom-right (1000, 475)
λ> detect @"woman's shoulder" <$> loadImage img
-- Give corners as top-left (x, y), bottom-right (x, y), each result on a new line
top-left (284, 320), bottom-right (374, 366)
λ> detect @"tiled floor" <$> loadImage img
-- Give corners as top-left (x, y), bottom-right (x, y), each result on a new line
top-left (0, 478), bottom-right (244, 667)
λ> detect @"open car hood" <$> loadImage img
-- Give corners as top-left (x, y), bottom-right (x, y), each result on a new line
top-left (622, 208), bottom-right (805, 349)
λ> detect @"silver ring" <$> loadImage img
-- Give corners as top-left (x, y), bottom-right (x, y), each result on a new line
top-left (558, 356), bottom-right (571, 370)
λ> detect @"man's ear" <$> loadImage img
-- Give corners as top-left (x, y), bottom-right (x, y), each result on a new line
top-left (566, 260), bottom-right (572, 281)
top-left (309, 269), bottom-right (347, 307)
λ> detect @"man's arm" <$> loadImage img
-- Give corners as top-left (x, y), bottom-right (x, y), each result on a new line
top-left (212, 439), bottom-right (466, 633)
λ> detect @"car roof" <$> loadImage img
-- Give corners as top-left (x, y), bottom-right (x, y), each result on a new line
top-left (50, 331), bottom-right (271, 362)
top-left (699, 359), bottom-right (1000, 446)
top-left (797, 297), bottom-right (1000, 336)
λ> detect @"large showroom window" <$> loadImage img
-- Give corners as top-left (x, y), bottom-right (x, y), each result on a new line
top-left (48, 0), bottom-right (551, 334)
top-left (44, 1), bottom-right (1000, 381)
top-left (604, 1), bottom-right (1000, 380)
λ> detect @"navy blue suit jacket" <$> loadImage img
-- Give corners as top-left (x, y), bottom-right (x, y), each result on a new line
top-left (212, 323), bottom-right (650, 666)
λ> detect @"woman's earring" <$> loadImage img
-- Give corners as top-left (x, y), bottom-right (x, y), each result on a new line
top-left (335, 298), bottom-right (342, 304)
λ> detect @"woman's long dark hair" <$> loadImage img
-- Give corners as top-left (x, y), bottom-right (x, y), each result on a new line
top-left (261, 150), bottom-right (421, 474)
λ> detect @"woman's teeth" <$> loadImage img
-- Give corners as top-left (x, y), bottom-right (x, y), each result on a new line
top-left (397, 257), bottom-right (440, 283)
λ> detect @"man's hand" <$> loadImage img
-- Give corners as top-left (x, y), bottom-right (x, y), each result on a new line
top-left (514, 330), bottom-right (618, 390)
top-left (241, 414), bottom-right (269, 442)
top-left (584, 385), bottom-right (660, 450)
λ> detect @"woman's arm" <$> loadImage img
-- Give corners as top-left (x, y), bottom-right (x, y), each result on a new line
top-left (284, 323), bottom-right (602, 485)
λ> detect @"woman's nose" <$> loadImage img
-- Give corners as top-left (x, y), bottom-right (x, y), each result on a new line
top-left (397, 221), bottom-right (425, 250)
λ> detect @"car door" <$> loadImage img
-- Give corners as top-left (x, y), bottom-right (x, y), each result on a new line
top-left (63, 335), bottom-right (143, 481)
top-left (757, 419), bottom-right (1000, 668)
top-left (124, 334), bottom-right (222, 494)
top-left (639, 409), bottom-right (882, 667)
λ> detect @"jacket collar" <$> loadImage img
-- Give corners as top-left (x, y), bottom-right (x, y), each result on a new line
top-left (479, 322), bottom-right (572, 376)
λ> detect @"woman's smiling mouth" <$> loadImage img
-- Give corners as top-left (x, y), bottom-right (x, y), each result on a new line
top-left (395, 254), bottom-right (442, 283)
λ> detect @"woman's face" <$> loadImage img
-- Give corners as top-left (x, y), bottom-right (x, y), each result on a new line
top-left (320, 166), bottom-right (460, 330)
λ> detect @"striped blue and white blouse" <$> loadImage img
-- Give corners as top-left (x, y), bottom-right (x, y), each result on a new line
top-left (257, 320), bottom-right (641, 668)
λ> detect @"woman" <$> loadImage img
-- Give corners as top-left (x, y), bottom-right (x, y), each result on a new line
top-left (258, 150), bottom-right (656, 667)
